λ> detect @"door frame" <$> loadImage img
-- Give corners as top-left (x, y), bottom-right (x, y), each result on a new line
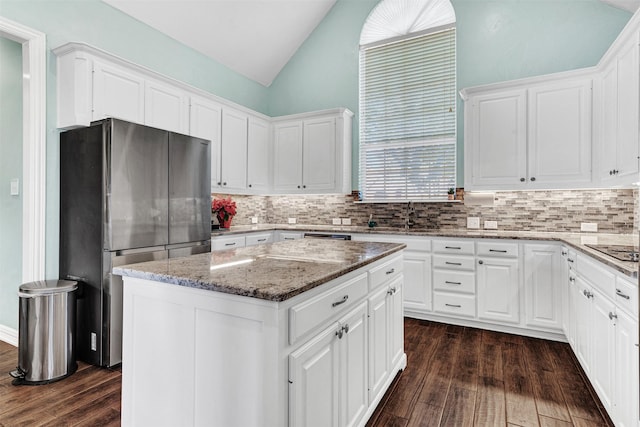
top-left (0, 16), bottom-right (46, 282)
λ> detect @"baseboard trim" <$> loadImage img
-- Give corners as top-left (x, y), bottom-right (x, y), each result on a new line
top-left (0, 325), bottom-right (18, 347)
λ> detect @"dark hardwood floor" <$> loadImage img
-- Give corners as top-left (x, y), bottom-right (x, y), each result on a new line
top-left (368, 318), bottom-right (613, 427)
top-left (0, 318), bottom-right (610, 427)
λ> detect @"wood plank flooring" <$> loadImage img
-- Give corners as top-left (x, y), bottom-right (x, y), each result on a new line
top-left (0, 318), bottom-right (610, 427)
top-left (367, 318), bottom-right (613, 427)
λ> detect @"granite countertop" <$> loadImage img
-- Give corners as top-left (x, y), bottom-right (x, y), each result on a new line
top-left (113, 239), bottom-right (405, 302)
top-left (213, 224), bottom-right (639, 278)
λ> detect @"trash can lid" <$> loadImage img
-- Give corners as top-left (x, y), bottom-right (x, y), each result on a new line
top-left (19, 279), bottom-right (78, 295)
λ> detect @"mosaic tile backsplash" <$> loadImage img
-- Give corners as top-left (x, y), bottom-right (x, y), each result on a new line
top-left (213, 189), bottom-right (638, 234)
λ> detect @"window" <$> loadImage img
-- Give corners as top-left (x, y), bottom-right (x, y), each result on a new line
top-left (359, 0), bottom-right (456, 202)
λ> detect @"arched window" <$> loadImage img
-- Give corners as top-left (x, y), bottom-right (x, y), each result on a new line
top-left (359, 0), bottom-right (456, 202)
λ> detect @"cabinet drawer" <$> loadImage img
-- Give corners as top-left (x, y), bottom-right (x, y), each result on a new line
top-left (369, 255), bottom-right (403, 291)
top-left (211, 236), bottom-right (245, 251)
top-left (245, 232), bottom-right (273, 246)
top-left (433, 239), bottom-right (475, 255)
top-left (477, 241), bottom-right (519, 258)
top-left (289, 273), bottom-right (368, 345)
top-left (433, 292), bottom-right (476, 317)
top-left (432, 255), bottom-right (475, 271)
top-left (577, 253), bottom-right (615, 299)
top-left (615, 276), bottom-right (638, 318)
top-left (433, 270), bottom-right (475, 294)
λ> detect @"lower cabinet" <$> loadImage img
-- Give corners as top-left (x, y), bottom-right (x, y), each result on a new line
top-left (289, 302), bottom-right (368, 427)
top-left (614, 309), bottom-right (639, 427)
top-left (477, 256), bottom-right (519, 324)
top-left (524, 244), bottom-right (563, 331)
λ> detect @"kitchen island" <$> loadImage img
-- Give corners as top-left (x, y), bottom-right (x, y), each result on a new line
top-left (113, 239), bottom-right (406, 427)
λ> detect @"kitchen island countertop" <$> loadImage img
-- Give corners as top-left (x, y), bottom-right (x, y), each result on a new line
top-left (113, 239), bottom-right (405, 301)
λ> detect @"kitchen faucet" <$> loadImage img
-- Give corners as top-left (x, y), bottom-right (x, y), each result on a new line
top-left (405, 201), bottom-right (416, 229)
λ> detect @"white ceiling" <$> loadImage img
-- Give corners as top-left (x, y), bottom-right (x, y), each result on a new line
top-left (103, 0), bottom-right (337, 87)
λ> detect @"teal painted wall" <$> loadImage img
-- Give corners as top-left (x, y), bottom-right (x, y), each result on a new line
top-left (267, 0), bottom-right (632, 187)
top-left (0, 36), bottom-right (22, 330)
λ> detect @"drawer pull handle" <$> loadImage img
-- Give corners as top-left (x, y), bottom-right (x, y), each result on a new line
top-left (561, 251), bottom-right (568, 256)
top-left (257, 238), bottom-right (267, 242)
top-left (224, 242), bottom-right (236, 246)
top-left (445, 246), bottom-right (461, 250)
top-left (583, 289), bottom-right (593, 299)
top-left (284, 238), bottom-right (294, 240)
top-left (616, 289), bottom-right (630, 300)
top-left (332, 295), bottom-right (349, 307)
top-left (445, 281), bottom-right (461, 285)
top-left (569, 277), bottom-right (576, 282)
top-left (445, 262), bottom-right (462, 266)
top-left (386, 268), bottom-right (395, 275)
top-left (567, 258), bottom-right (574, 263)
top-left (489, 249), bottom-right (507, 253)
top-left (445, 303), bottom-right (461, 308)
top-left (609, 312), bottom-right (618, 321)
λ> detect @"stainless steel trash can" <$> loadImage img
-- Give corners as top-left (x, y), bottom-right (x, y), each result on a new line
top-left (10, 280), bottom-right (78, 385)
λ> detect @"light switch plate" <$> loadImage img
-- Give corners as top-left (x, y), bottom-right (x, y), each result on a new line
top-left (581, 222), bottom-right (598, 232)
top-left (341, 218), bottom-right (351, 225)
top-left (467, 217), bottom-right (480, 229)
top-left (332, 218), bottom-right (341, 225)
top-left (10, 178), bottom-right (19, 196)
top-left (251, 217), bottom-right (258, 224)
top-left (484, 220), bottom-right (498, 229)
top-left (288, 218), bottom-right (297, 224)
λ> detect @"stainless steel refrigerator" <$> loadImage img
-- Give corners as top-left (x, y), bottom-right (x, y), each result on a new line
top-left (59, 118), bottom-right (211, 367)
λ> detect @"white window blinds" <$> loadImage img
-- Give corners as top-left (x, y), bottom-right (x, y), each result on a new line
top-left (359, 26), bottom-right (457, 202)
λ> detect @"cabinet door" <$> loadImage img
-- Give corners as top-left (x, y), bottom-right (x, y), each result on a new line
top-left (340, 302), bottom-right (368, 427)
top-left (574, 277), bottom-right (593, 374)
top-left (614, 310), bottom-right (639, 427)
top-left (145, 79), bottom-right (188, 133)
top-left (93, 59), bottom-right (145, 124)
top-left (599, 63), bottom-right (618, 182)
top-left (466, 89), bottom-right (527, 189)
top-left (289, 322), bottom-right (340, 427)
top-left (273, 121), bottom-right (303, 192)
top-left (527, 79), bottom-right (592, 186)
top-left (247, 116), bottom-right (271, 192)
top-left (590, 288), bottom-right (616, 414)
top-left (477, 257), bottom-right (519, 324)
top-left (402, 251), bottom-right (432, 312)
top-left (220, 108), bottom-right (248, 191)
top-left (524, 244), bottom-right (563, 331)
top-left (615, 37), bottom-right (639, 181)
top-left (368, 286), bottom-right (389, 404)
top-left (303, 117), bottom-right (337, 192)
top-left (388, 278), bottom-right (404, 370)
top-left (189, 96), bottom-right (222, 190)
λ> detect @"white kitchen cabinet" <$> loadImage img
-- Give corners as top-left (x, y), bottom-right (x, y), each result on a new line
top-left (613, 309), bottom-right (639, 427)
top-left (477, 256), bottom-right (519, 324)
top-left (597, 32), bottom-right (640, 185)
top-left (144, 78), bottom-right (189, 134)
top-left (93, 59), bottom-right (145, 125)
top-left (247, 117), bottom-right (271, 192)
top-left (220, 108), bottom-right (248, 191)
top-left (276, 231), bottom-right (304, 242)
top-left (211, 235), bottom-right (246, 251)
top-left (289, 301), bottom-right (368, 427)
top-left (590, 286), bottom-right (616, 415)
top-left (562, 248), bottom-right (577, 348)
top-left (465, 88), bottom-right (527, 188)
top-left (272, 110), bottom-right (352, 194)
top-left (245, 232), bottom-right (273, 246)
top-left (523, 244), bottom-right (563, 331)
top-left (573, 276), bottom-right (593, 374)
top-left (527, 78), bottom-right (592, 186)
top-left (189, 96), bottom-right (222, 191)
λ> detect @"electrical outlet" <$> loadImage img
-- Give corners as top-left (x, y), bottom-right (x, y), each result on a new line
top-left (332, 218), bottom-right (341, 225)
top-left (581, 222), bottom-right (598, 232)
top-left (484, 220), bottom-right (498, 229)
top-left (467, 217), bottom-right (480, 229)
top-left (288, 218), bottom-right (297, 224)
top-left (251, 217), bottom-right (258, 224)
top-left (341, 218), bottom-right (351, 225)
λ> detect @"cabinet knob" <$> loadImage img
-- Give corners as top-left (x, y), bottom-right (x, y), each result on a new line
top-left (297, 185), bottom-right (301, 189)
top-left (223, 182), bottom-right (227, 186)
top-left (478, 260), bottom-right (484, 265)
top-left (610, 170), bottom-right (614, 175)
top-left (217, 182), bottom-right (221, 185)
top-left (530, 177), bottom-right (536, 182)
top-left (303, 185), bottom-right (306, 189)
top-left (520, 177), bottom-right (525, 182)
top-left (608, 312), bottom-right (618, 321)
top-left (248, 184), bottom-right (252, 188)
top-left (614, 169), bottom-right (619, 175)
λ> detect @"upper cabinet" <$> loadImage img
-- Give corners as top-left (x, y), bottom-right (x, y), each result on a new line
top-left (595, 30), bottom-right (640, 185)
top-left (54, 43), bottom-right (353, 196)
top-left (272, 109), bottom-right (353, 194)
top-left (462, 13), bottom-right (640, 191)
top-left (462, 73), bottom-right (593, 191)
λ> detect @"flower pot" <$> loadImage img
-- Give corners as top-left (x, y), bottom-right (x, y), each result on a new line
top-left (448, 194), bottom-right (454, 200)
top-left (217, 214), bottom-right (233, 229)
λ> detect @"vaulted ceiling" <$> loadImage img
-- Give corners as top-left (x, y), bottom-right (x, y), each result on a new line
top-left (102, 0), bottom-right (337, 87)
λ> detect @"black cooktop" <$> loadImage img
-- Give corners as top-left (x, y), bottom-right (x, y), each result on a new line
top-left (585, 244), bottom-right (639, 262)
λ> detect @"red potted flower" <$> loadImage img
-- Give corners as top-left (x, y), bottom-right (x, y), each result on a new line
top-left (212, 196), bottom-right (237, 229)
